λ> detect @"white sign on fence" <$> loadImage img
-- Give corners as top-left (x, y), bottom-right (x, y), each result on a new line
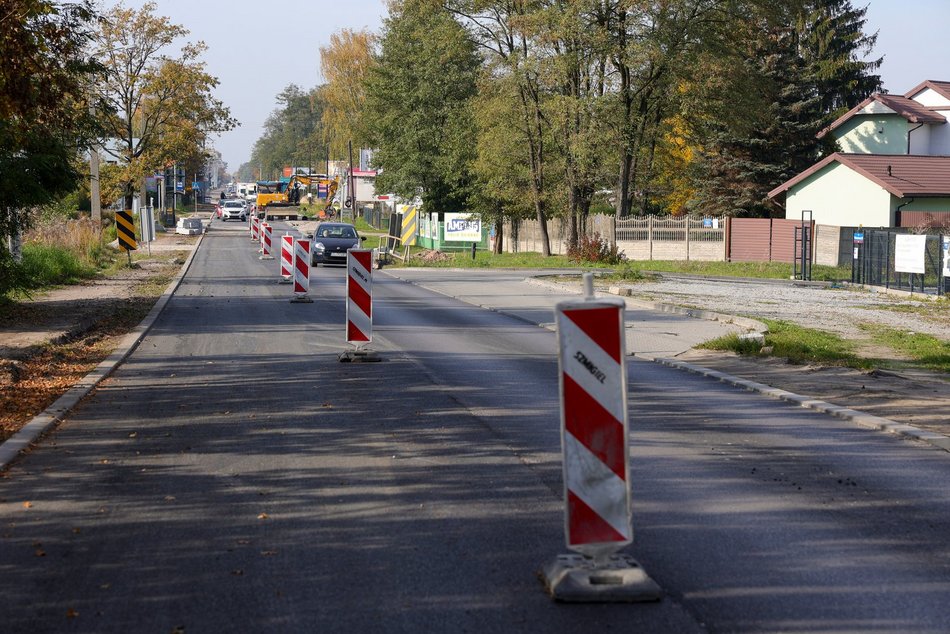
top-left (444, 213), bottom-right (482, 242)
top-left (943, 236), bottom-right (950, 276)
top-left (894, 234), bottom-right (927, 274)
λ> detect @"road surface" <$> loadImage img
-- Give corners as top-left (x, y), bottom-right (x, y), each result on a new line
top-left (1, 222), bottom-right (948, 632)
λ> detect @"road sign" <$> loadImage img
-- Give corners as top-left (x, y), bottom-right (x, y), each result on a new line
top-left (116, 210), bottom-right (137, 252)
top-left (346, 249), bottom-right (373, 345)
top-left (853, 231), bottom-right (864, 244)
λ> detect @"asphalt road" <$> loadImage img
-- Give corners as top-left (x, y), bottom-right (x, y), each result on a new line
top-left (1, 221), bottom-right (948, 633)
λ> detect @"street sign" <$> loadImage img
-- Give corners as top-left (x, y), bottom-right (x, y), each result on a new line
top-left (853, 231), bottom-right (864, 244)
top-left (116, 210), bottom-right (137, 252)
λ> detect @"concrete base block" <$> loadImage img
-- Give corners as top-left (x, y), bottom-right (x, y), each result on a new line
top-left (541, 553), bottom-right (662, 603)
top-left (338, 349), bottom-right (381, 363)
top-left (290, 295), bottom-right (313, 303)
top-left (259, 255), bottom-right (274, 260)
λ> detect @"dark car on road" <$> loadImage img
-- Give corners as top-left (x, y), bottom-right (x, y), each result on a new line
top-left (311, 222), bottom-right (366, 266)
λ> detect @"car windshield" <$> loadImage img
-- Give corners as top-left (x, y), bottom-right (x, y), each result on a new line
top-left (224, 201), bottom-right (243, 208)
top-left (319, 226), bottom-right (357, 239)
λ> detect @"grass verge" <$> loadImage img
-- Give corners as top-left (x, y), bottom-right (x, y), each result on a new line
top-left (859, 323), bottom-right (950, 373)
top-left (700, 318), bottom-right (873, 369)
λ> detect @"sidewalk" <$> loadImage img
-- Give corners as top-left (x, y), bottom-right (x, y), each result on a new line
top-left (381, 268), bottom-right (950, 452)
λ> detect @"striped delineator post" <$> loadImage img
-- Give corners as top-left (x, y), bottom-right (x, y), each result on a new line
top-left (345, 249), bottom-right (373, 346)
top-left (541, 279), bottom-right (660, 602)
top-left (279, 233), bottom-right (293, 283)
top-left (290, 238), bottom-right (313, 303)
top-left (251, 216), bottom-right (260, 243)
top-left (557, 298), bottom-right (631, 557)
top-left (260, 222), bottom-right (274, 259)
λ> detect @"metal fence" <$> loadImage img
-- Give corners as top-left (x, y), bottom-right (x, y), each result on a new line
top-left (853, 229), bottom-right (948, 296)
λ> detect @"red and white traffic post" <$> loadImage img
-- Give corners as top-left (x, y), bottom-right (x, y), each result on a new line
top-left (541, 273), bottom-right (660, 602)
top-left (278, 233), bottom-right (293, 283)
top-left (259, 222), bottom-right (274, 260)
top-left (289, 237), bottom-right (313, 303)
top-left (339, 249), bottom-right (379, 361)
top-left (251, 215), bottom-right (260, 244)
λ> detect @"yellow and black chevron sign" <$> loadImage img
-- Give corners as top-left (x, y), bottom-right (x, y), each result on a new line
top-left (116, 210), bottom-right (137, 252)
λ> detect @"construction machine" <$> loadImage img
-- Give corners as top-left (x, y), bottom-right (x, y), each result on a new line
top-left (256, 175), bottom-right (339, 221)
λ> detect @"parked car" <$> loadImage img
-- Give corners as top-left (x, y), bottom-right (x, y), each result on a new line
top-left (311, 222), bottom-right (366, 266)
top-left (220, 199), bottom-right (247, 222)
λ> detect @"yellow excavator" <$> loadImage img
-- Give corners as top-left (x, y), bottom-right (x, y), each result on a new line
top-left (256, 175), bottom-right (339, 221)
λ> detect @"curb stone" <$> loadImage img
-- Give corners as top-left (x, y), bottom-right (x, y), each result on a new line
top-left (0, 235), bottom-right (205, 471)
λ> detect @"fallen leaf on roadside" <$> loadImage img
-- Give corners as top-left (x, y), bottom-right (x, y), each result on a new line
top-left (128, 432), bottom-right (137, 438)
top-left (260, 550), bottom-right (278, 556)
top-left (66, 608), bottom-right (79, 619)
top-left (35, 548), bottom-right (46, 557)
top-left (257, 513), bottom-right (269, 520)
top-left (231, 569), bottom-right (243, 576)
top-left (22, 501), bottom-right (32, 509)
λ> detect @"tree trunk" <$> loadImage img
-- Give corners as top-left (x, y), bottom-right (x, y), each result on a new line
top-left (493, 217), bottom-right (503, 255)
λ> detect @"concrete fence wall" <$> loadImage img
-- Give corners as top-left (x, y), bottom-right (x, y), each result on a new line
top-left (502, 214), bottom-right (845, 266)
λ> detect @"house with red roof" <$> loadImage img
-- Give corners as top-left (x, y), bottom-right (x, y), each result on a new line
top-left (768, 80), bottom-right (950, 228)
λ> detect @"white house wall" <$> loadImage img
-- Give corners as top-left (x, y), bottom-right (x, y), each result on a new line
top-left (835, 115), bottom-right (907, 154)
top-left (909, 122), bottom-right (933, 154)
top-left (908, 87), bottom-right (950, 109)
top-left (785, 162), bottom-right (892, 226)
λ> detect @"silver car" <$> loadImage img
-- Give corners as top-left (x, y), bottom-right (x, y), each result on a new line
top-left (220, 199), bottom-right (247, 222)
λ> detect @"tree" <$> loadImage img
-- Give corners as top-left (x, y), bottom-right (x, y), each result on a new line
top-left (320, 29), bottom-right (377, 159)
top-left (93, 2), bottom-right (236, 209)
top-left (248, 84), bottom-right (326, 180)
top-left (0, 0), bottom-right (101, 292)
top-left (365, 0), bottom-right (479, 215)
top-left (797, 0), bottom-right (882, 118)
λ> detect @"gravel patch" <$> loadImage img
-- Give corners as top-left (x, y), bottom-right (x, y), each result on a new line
top-left (622, 277), bottom-right (949, 342)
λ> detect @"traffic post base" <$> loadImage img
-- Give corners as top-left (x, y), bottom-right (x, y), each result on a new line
top-left (338, 349), bottom-right (381, 363)
top-left (541, 553), bottom-right (661, 603)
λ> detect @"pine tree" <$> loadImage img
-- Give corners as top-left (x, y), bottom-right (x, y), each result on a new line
top-left (797, 0), bottom-right (882, 118)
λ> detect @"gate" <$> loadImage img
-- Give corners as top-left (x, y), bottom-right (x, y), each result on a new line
top-left (853, 229), bottom-right (947, 296)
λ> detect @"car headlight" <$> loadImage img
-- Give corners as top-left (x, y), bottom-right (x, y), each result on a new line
top-left (313, 242), bottom-right (325, 251)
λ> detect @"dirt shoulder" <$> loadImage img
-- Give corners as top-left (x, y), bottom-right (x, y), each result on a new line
top-left (0, 232), bottom-right (199, 442)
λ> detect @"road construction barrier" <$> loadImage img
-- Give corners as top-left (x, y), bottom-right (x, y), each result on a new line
top-left (541, 280), bottom-right (660, 602)
top-left (555, 296), bottom-right (631, 556)
top-left (260, 222), bottom-right (273, 259)
top-left (251, 216), bottom-right (260, 243)
top-left (279, 233), bottom-right (293, 283)
top-left (291, 238), bottom-right (312, 302)
top-left (116, 210), bottom-right (137, 252)
top-left (346, 249), bottom-right (373, 345)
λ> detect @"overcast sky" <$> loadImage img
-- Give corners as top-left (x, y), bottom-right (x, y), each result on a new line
top-left (108, 1), bottom-right (947, 173)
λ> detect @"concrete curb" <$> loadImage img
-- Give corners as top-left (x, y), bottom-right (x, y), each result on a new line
top-left (0, 234), bottom-right (205, 471)
top-left (653, 357), bottom-right (950, 453)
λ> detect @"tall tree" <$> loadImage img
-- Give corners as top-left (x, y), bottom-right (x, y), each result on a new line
top-left (365, 0), bottom-right (479, 215)
top-left (448, 0), bottom-right (557, 255)
top-left (249, 84), bottom-right (325, 180)
top-left (0, 0), bottom-right (101, 290)
top-left (93, 2), bottom-right (236, 208)
top-left (319, 29), bottom-right (377, 159)
top-left (797, 0), bottom-right (882, 118)
top-left (695, 17), bottom-right (826, 216)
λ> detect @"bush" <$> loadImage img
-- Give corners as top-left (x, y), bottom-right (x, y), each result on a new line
top-left (566, 233), bottom-right (626, 265)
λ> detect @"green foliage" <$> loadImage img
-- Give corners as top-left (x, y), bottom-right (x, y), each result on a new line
top-left (860, 324), bottom-right (950, 373)
top-left (566, 233), bottom-right (626, 265)
top-left (365, 0), bottom-right (479, 214)
top-left (0, 0), bottom-right (101, 239)
top-left (702, 318), bottom-right (870, 368)
top-left (246, 84), bottom-right (326, 181)
top-left (18, 243), bottom-right (95, 288)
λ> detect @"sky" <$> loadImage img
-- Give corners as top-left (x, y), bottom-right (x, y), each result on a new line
top-left (108, 1), bottom-right (948, 173)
